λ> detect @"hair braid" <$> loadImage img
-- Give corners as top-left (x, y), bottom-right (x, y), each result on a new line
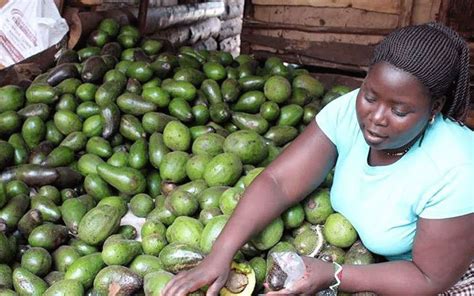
top-left (428, 22), bottom-right (471, 121)
top-left (371, 22), bottom-right (471, 122)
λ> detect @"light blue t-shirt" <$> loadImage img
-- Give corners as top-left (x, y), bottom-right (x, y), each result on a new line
top-left (316, 89), bottom-right (474, 261)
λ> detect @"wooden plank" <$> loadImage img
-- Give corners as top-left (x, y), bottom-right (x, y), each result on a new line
top-left (243, 27), bottom-right (383, 46)
top-left (446, 0), bottom-right (474, 38)
top-left (398, 0), bottom-right (415, 27)
top-left (138, 0), bottom-right (149, 36)
top-left (437, 0), bottom-right (450, 24)
top-left (244, 19), bottom-right (394, 35)
top-left (242, 32), bottom-right (374, 67)
top-left (251, 0), bottom-right (401, 14)
top-left (311, 72), bottom-right (363, 90)
top-left (78, 0), bottom-right (103, 5)
top-left (240, 39), bottom-right (251, 53)
top-left (411, 0), bottom-right (442, 24)
top-left (253, 6), bottom-right (400, 29)
top-left (248, 44), bottom-right (277, 53)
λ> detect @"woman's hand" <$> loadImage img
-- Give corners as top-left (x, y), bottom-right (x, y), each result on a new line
top-left (265, 257), bottom-right (335, 295)
top-left (162, 253), bottom-right (232, 296)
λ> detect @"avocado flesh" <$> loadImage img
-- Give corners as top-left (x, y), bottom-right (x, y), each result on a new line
top-left (220, 262), bottom-right (256, 296)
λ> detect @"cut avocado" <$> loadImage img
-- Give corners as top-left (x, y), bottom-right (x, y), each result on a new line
top-left (220, 262), bottom-right (256, 296)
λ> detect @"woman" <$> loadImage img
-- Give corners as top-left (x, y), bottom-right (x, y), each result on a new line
top-left (163, 22), bottom-right (473, 295)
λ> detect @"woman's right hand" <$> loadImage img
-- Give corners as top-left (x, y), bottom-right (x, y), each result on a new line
top-left (162, 253), bottom-right (232, 296)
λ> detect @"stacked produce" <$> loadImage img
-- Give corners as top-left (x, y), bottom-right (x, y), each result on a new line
top-left (216, 0), bottom-right (245, 56)
top-left (0, 18), bottom-right (371, 296)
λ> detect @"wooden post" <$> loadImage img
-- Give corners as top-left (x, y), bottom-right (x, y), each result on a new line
top-left (138, 0), bottom-right (149, 35)
top-left (398, 0), bottom-right (415, 27)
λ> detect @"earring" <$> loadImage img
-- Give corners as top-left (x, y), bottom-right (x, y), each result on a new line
top-left (429, 115), bottom-right (435, 125)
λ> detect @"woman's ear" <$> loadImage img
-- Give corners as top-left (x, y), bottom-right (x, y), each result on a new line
top-left (431, 96), bottom-right (446, 115)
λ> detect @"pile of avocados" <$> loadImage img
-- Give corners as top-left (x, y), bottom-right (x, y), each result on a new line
top-left (0, 17), bottom-right (373, 296)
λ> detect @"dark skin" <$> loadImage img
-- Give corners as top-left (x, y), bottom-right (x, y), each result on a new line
top-left (356, 61), bottom-right (443, 166)
top-left (163, 61), bottom-right (474, 295)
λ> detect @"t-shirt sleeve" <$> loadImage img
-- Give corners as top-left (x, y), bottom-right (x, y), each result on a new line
top-left (315, 89), bottom-right (359, 148)
top-left (418, 164), bottom-right (474, 219)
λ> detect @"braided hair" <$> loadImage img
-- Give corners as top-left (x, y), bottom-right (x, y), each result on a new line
top-left (370, 22), bottom-right (471, 122)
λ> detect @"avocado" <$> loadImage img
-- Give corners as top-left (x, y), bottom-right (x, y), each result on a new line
top-left (159, 242), bottom-right (204, 274)
top-left (199, 215), bottom-right (228, 253)
top-left (143, 270), bottom-right (174, 296)
top-left (93, 265), bottom-right (142, 296)
top-left (344, 240), bottom-right (375, 265)
top-left (42, 279), bottom-right (84, 296)
top-left (223, 130), bottom-right (268, 165)
top-left (203, 153), bottom-right (243, 187)
top-left (96, 163), bottom-right (146, 195)
top-left (220, 262), bottom-right (256, 296)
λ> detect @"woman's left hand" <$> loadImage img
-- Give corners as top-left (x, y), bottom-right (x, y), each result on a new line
top-left (265, 256), bottom-right (336, 295)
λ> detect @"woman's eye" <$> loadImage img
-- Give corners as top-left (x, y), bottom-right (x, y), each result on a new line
top-left (393, 109), bottom-right (408, 117)
top-left (364, 95), bottom-right (375, 103)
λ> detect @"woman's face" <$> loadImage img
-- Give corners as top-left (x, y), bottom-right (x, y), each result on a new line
top-left (356, 62), bottom-right (435, 151)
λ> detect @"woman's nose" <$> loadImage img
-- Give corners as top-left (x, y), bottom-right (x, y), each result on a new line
top-left (370, 105), bottom-right (388, 126)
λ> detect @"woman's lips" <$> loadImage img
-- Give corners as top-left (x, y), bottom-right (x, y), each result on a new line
top-left (367, 129), bottom-right (387, 138)
top-left (364, 129), bottom-right (387, 144)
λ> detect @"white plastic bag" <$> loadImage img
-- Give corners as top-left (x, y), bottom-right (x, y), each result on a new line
top-left (0, 0), bottom-right (69, 68)
top-left (267, 252), bottom-right (337, 295)
top-left (120, 209), bottom-right (146, 241)
top-left (267, 252), bottom-right (306, 291)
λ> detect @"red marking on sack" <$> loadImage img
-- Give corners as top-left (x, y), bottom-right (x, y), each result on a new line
top-left (11, 8), bottom-right (37, 46)
top-left (0, 31), bottom-right (25, 62)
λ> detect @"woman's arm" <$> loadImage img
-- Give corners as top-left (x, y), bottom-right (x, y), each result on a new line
top-left (163, 120), bottom-right (338, 296)
top-left (213, 118), bottom-right (338, 257)
top-left (340, 213), bottom-right (474, 295)
top-left (269, 213), bottom-right (473, 295)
